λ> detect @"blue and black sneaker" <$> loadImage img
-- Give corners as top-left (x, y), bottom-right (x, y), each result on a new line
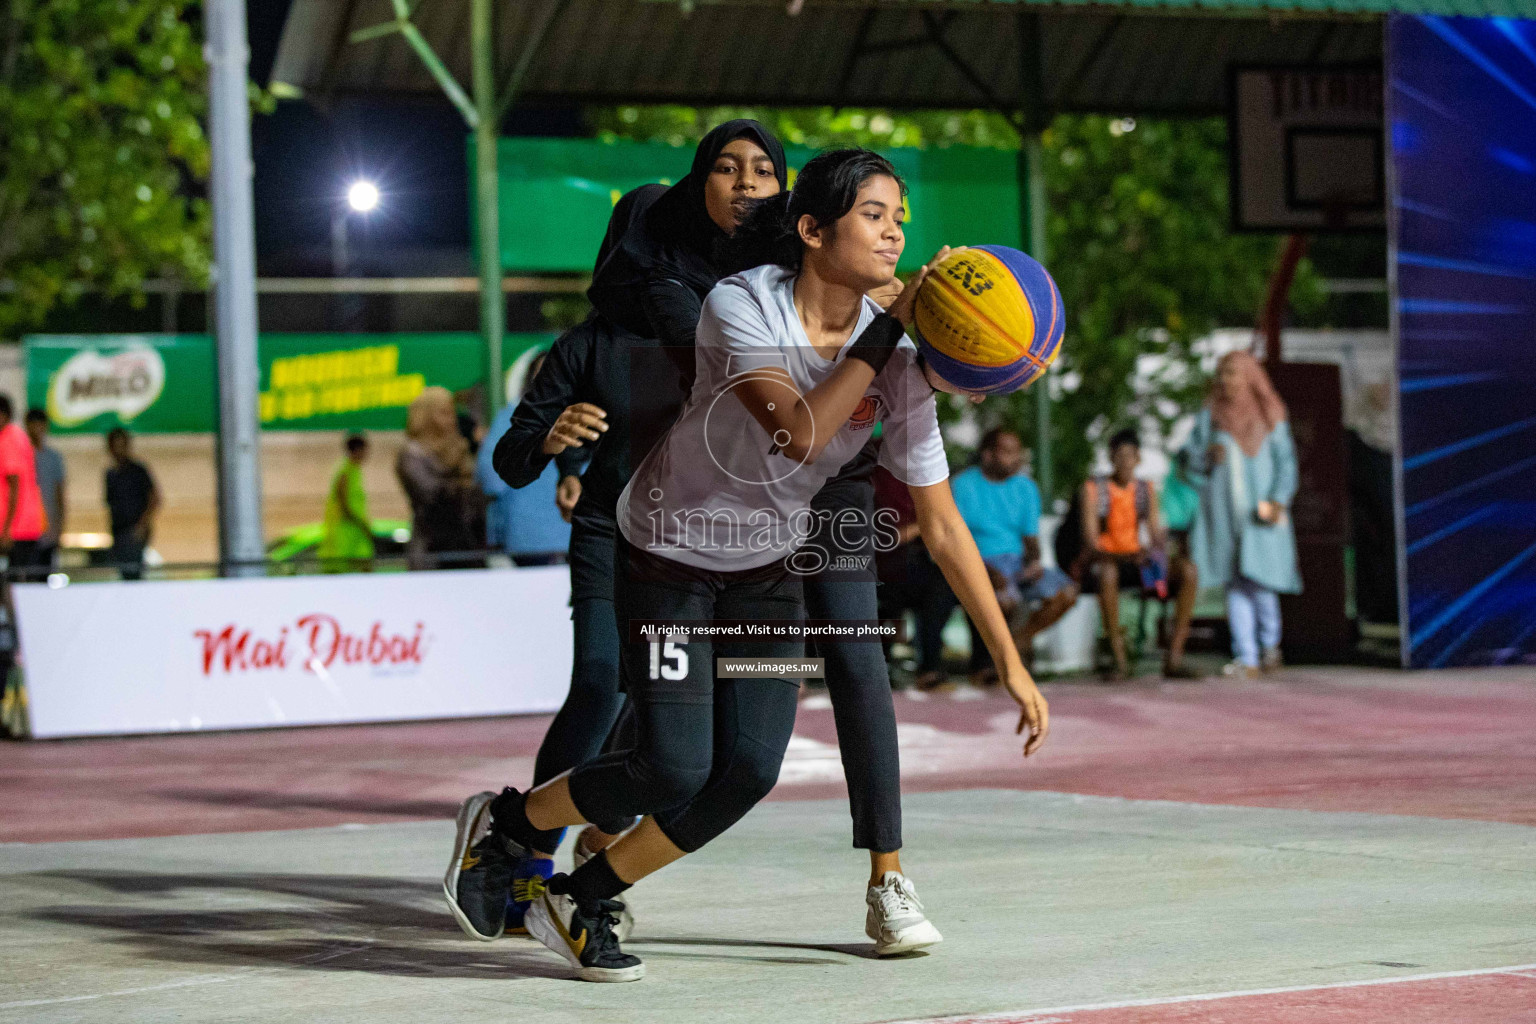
top-left (443, 791), bottom-right (525, 941)
top-left (507, 855), bottom-right (556, 934)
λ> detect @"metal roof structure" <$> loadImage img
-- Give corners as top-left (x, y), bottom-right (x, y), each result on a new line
top-left (269, 0), bottom-right (1530, 475)
top-left (271, 0), bottom-right (1531, 118)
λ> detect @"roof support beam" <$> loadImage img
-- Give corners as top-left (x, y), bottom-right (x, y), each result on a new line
top-left (920, 10), bottom-right (1023, 130)
top-left (1061, 16), bottom-right (1123, 105)
top-left (317, 0), bottom-right (362, 101)
top-left (388, 0), bottom-right (480, 125)
top-left (496, 0), bottom-right (572, 121)
top-left (860, 35), bottom-right (937, 54)
top-left (349, 19), bottom-right (406, 44)
top-left (836, 8), bottom-right (880, 97)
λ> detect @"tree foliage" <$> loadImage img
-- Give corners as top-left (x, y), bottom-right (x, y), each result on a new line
top-left (0, 0), bottom-right (211, 339)
top-left (1027, 115), bottom-right (1321, 499)
top-left (588, 105), bottom-right (1320, 500)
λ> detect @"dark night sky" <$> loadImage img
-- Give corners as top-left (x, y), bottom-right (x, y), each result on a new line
top-left (246, 2), bottom-right (583, 276)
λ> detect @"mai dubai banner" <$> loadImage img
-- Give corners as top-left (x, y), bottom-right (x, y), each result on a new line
top-left (15, 567), bottom-right (572, 738)
top-left (24, 332), bottom-right (554, 434)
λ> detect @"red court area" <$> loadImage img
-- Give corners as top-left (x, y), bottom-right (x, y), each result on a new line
top-left (1, 667), bottom-right (1532, 843)
top-left (895, 968), bottom-right (1536, 1024)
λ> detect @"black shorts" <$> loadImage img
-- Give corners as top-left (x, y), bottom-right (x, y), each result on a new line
top-left (1080, 555), bottom-right (1144, 595)
top-left (615, 541), bottom-right (804, 704)
top-left (566, 539), bottom-right (805, 853)
top-left (567, 509), bottom-right (617, 603)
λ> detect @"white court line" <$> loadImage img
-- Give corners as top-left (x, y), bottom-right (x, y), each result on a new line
top-left (878, 962), bottom-right (1536, 1023)
top-left (0, 944), bottom-right (369, 1012)
top-left (0, 974), bottom-right (258, 1013)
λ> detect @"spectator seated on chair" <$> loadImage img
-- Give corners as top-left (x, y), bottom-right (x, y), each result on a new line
top-left (1066, 429), bottom-right (1199, 682)
top-left (952, 427), bottom-right (1079, 682)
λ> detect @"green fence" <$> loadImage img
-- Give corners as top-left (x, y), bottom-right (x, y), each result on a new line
top-left (488, 137), bottom-right (1022, 274)
top-left (24, 332), bottom-right (555, 434)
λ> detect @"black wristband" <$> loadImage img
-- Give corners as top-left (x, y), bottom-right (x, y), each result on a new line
top-left (844, 313), bottom-right (906, 374)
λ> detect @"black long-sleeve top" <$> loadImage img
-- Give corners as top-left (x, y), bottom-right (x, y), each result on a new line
top-left (493, 314), bottom-right (687, 520)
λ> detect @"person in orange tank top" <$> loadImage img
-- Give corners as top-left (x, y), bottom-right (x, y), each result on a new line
top-left (1077, 429), bottom-right (1199, 681)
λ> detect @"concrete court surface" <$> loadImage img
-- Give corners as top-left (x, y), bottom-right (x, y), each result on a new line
top-left (3, 791), bottom-right (1535, 1023)
top-left (2, 667), bottom-right (1535, 1022)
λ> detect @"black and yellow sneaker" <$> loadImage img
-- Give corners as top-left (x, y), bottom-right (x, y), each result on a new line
top-left (573, 829), bottom-right (636, 942)
top-left (442, 791), bottom-right (524, 941)
top-left (525, 882), bottom-right (645, 983)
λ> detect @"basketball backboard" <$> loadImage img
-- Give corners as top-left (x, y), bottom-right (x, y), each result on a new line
top-left (1230, 66), bottom-right (1385, 232)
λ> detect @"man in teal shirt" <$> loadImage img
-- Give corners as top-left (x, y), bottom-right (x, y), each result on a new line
top-left (951, 428), bottom-right (1079, 674)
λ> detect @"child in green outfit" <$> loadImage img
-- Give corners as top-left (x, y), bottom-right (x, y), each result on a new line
top-left (319, 433), bottom-right (374, 572)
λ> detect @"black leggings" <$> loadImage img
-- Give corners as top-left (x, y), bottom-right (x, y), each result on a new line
top-left (532, 514), bottom-right (628, 788)
top-left (804, 473), bottom-right (903, 852)
top-left (536, 507), bottom-right (904, 851)
top-left (805, 572), bottom-right (902, 852)
top-left (532, 596), bottom-right (625, 787)
top-left (567, 543), bottom-right (803, 854)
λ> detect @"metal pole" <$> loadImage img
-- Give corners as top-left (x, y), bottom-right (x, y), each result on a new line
top-left (205, 0), bottom-right (265, 577)
top-left (472, 0), bottom-right (505, 420)
top-left (331, 209), bottom-right (348, 279)
top-left (1017, 13), bottom-right (1053, 504)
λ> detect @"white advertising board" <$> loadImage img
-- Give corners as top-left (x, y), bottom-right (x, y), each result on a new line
top-left (14, 567), bottom-right (573, 739)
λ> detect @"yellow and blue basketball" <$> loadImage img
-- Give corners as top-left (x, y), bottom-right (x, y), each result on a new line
top-left (912, 245), bottom-right (1064, 395)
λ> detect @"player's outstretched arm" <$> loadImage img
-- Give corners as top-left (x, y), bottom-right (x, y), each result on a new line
top-left (908, 478), bottom-right (1049, 756)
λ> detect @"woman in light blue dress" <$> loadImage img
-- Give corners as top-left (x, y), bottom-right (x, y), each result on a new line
top-left (1184, 352), bottom-right (1302, 676)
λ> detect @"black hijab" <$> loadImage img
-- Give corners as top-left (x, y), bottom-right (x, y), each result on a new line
top-left (588, 119), bottom-right (788, 329)
top-left (594, 183), bottom-right (666, 275)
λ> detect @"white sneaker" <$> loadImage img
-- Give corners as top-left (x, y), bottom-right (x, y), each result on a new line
top-left (574, 829), bottom-right (636, 942)
top-left (865, 871), bottom-right (943, 956)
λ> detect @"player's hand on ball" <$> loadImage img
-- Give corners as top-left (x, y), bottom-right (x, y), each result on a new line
top-left (543, 403), bottom-right (608, 455)
top-left (887, 246), bottom-right (959, 327)
top-left (1003, 661), bottom-right (1049, 757)
top-left (868, 276), bottom-right (904, 311)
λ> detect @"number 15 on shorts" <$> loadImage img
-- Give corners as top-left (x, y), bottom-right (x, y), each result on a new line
top-left (649, 639), bottom-right (689, 681)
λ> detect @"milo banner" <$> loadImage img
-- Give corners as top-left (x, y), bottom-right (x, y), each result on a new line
top-left (490, 138), bottom-right (1022, 274)
top-left (24, 332), bottom-right (555, 434)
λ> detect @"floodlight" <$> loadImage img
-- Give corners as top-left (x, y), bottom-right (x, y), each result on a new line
top-left (347, 180), bottom-right (380, 213)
